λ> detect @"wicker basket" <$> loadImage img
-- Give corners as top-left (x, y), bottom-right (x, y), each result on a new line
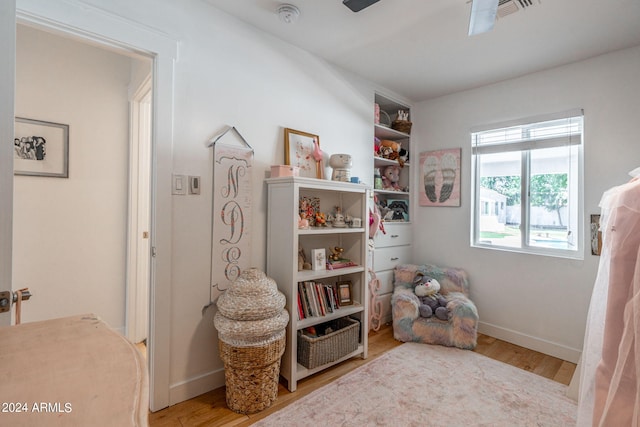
top-left (391, 120), bottom-right (412, 135)
top-left (297, 317), bottom-right (360, 369)
top-left (213, 268), bottom-right (289, 414)
top-left (218, 336), bottom-right (286, 414)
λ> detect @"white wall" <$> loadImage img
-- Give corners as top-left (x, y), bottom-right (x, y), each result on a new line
top-left (412, 45), bottom-right (640, 362)
top-left (26, 0), bottom-right (376, 404)
top-left (166, 3), bottom-right (374, 402)
top-left (14, 25), bottom-right (133, 329)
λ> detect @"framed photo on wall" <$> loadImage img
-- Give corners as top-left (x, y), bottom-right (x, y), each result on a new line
top-left (419, 148), bottom-right (461, 207)
top-left (284, 128), bottom-right (320, 179)
top-left (14, 117), bottom-right (69, 178)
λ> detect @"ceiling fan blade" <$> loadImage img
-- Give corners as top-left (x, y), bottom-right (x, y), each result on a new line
top-left (343, 0), bottom-right (381, 13)
top-left (468, 0), bottom-right (499, 36)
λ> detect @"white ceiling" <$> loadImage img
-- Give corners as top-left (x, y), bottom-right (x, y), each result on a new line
top-left (205, 0), bottom-right (640, 102)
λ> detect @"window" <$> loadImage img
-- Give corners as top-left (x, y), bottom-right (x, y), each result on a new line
top-left (471, 110), bottom-right (583, 258)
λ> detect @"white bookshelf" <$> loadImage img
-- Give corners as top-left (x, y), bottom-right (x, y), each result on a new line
top-left (266, 176), bottom-right (369, 392)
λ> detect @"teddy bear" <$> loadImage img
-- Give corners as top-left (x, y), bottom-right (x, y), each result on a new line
top-left (381, 165), bottom-right (401, 191)
top-left (414, 274), bottom-right (449, 321)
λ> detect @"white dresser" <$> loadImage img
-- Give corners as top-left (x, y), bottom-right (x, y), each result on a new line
top-left (371, 222), bottom-right (412, 325)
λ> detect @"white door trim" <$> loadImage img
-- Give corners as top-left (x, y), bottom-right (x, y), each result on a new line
top-left (15, 0), bottom-right (177, 411)
top-left (127, 76), bottom-right (152, 344)
top-left (0, 0), bottom-right (16, 328)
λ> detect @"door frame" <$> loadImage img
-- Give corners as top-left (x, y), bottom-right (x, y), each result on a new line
top-left (0, 1), bottom-right (16, 328)
top-left (127, 75), bottom-right (152, 344)
top-left (11, 0), bottom-right (177, 411)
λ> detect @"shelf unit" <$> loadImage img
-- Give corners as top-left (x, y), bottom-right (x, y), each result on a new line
top-left (371, 93), bottom-right (414, 326)
top-left (266, 176), bottom-right (369, 392)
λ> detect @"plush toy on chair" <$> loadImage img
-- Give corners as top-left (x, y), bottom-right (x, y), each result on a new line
top-left (414, 274), bottom-right (449, 321)
top-left (391, 263), bottom-right (478, 350)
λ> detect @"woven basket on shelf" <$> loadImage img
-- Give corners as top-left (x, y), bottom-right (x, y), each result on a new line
top-left (391, 120), bottom-right (412, 134)
top-left (214, 268), bottom-right (289, 414)
top-left (297, 317), bottom-right (360, 369)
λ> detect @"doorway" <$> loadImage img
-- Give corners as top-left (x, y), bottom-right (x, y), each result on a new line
top-left (5, 1), bottom-right (177, 411)
top-left (13, 24), bottom-right (152, 342)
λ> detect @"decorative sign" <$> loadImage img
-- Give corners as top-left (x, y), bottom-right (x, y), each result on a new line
top-left (209, 127), bottom-right (253, 303)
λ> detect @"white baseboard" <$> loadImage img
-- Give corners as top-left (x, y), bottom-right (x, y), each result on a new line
top-left (169, 368), bottom-right (226, 406)
top-left (478, 321), bottom-right (581, 364)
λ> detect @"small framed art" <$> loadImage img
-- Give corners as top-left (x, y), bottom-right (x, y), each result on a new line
top-left (337, 281), bottom-right (353, 305)
top-left (14, 117), bottom-right (69, 178)
top-left (311, 248), bottom-right (326, 271)
top-left (284, 128), bottom-right (320, 179)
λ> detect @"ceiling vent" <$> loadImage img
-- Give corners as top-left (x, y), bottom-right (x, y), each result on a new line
top-left (497, 0), bottom-right (539, 19)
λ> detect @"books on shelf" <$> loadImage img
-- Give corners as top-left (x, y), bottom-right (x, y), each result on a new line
top-left (297, 281), bottom-right (342, 320)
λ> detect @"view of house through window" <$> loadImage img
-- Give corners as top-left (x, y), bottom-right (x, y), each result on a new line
top-left (471, 112), bottom-right (583, 258)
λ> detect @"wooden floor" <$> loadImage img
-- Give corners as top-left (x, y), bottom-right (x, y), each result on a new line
top-left (149, 324), bottom-right (576, 427)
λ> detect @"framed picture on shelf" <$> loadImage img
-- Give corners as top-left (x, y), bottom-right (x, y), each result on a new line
top-left (419, 148), bottom-right (461, 207)
top-left (284, 128), bottom-right (320, 179)
top-left (299, 196), bottom-right (320, 227)
top-left (311, 248), bottom-right (326, 271)
top-left (385, 199), bottom-right (409, 222)
top-left (14, 117), bottom-right (69, 178)
top-left (337, 281), bottom-right (353, 305)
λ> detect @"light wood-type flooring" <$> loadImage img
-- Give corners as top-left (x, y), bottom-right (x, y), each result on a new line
top-left (149, 323), bottom-right (576, 427)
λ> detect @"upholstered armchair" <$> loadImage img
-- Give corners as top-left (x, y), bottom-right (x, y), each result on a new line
top-left (392, 264), bottom-right (478, 350)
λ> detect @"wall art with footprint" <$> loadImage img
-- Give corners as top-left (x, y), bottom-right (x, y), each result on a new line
top-left (419, 148), bottom-right (461, 207)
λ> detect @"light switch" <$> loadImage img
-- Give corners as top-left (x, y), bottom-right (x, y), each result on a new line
top-left (172, 174), bottom-right (186, 195)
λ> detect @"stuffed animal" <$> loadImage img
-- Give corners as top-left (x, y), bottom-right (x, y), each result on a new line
top-left (414, 274), bottom-right (449, 321)
top-left (398, 148), bottom-right (409, 167)
top-left (378, 140), bottom-right (401, 162)
top-left (381, 165), bottom-right (401, 191)
top-left (387, 200), bottom-right (408, 221)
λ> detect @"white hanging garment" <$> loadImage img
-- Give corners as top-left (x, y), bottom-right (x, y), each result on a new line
top-left (578, 169), bottom-right (640, 426)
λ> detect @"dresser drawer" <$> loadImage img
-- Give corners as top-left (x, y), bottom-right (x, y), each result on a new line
top-left (374, 223), bottom-right (412, 248)
top-left (373, 245), bottom-right (412, 272)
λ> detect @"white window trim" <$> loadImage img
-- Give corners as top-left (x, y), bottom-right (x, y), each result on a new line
top-left (470, 111), bottom-right (585, 260)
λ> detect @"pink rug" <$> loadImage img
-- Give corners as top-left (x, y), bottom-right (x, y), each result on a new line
top-left (255, 342), bottom-right (577, 426)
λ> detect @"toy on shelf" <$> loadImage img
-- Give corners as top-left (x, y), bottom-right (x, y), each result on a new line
top-left (331, 206), bottom-right (346, 228)
top-left (377, 140), bottom-right (401, 163)
top-left (381, 165), bottom-right (401, 191)
top-left (328, 246), bottom-right (344, 262)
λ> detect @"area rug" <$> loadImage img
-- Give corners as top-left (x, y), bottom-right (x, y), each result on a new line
top-left (254, 343), bottom-right (577, 427)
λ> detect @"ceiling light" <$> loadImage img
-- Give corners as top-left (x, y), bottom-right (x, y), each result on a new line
top-left (277, 4), bottom-right (300, 24)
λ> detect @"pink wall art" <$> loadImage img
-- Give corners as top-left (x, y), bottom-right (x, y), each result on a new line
top-left (419, 148), bottom-right (461, 207)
